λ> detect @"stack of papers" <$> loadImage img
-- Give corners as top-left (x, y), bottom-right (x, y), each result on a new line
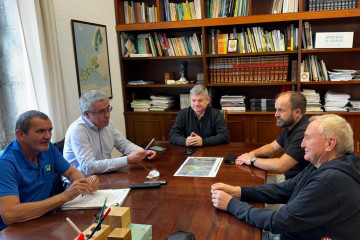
top-left (220, 95), bottom-right (246, 111)
top-left (61, 189), bottom-right (130, 210)
top-left (302, 89), bottom-right (323, 112)
top-left (349, 100), bottom-right (360, 112)
top-left (131, 99), bottom-right (151, 112)
top-left (324, 90), bottom-right (350, 112)
top-left (328, 69), bottom-right (356, 81)
top-left (128, 80), bottom-right (154, 85)
top-left (149, 95), bottom-right (175, 111)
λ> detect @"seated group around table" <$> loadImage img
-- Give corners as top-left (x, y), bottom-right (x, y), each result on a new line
top-left (0, 87), bottom-right (359, 240)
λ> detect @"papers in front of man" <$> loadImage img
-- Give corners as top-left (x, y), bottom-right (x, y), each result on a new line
top-left (174, 157), bottom-right (223, 177)
top-left (61, 188), bottom-right (130, 210)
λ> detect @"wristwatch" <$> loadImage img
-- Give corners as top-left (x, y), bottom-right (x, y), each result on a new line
top-left (250, 157), bottom-right (257, 166)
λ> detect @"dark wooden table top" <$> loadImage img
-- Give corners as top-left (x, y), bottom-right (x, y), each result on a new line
top-left (0, 142), bottom-right (266, 240)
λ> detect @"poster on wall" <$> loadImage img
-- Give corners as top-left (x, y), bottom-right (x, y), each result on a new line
top-left (71, 19), bottom-right (113, 98)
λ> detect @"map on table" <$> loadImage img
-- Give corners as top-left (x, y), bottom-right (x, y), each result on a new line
top-left (174, 157), bottom-right (223, 177)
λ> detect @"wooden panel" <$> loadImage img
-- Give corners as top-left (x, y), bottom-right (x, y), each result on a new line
top-left (125, 114), bottom-right (166, 145)
top-left (251, 115), bottom-right (282, 144)
top-left (165, 113), bottom-right (177, 140)
top-left (227, 115), bottom-right (251, 142)
top-left (356, 117), bottom-right (360, 154)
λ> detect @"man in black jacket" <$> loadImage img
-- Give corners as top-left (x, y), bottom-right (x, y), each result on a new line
top-left (211, 114), bottom-right (360, 240)
top-left (169, 84), bottom-right (229, 147)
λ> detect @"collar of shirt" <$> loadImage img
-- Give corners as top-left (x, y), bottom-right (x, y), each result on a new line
top-left (82, 116), bottom-right (99, 131)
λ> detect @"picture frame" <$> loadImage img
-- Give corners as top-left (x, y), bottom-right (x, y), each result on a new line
top-left (227, 39), bottom-right (238, 53)
top-left (71, 19), bottom-right (113, 98)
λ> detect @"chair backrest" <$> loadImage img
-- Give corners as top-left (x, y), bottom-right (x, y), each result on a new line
top-left (53, 138), bottom-right (65, 155)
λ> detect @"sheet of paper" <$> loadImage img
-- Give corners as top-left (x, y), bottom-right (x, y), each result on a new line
top-left (61, 188), bottom-right (130, 210)
top-left (174, 157), bottom-right (223, 177)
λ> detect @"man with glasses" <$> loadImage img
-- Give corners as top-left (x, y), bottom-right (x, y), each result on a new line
top-left (236, 91), bottom-right (309, 181)
top-left (64, 90), bottom-right (156, 176)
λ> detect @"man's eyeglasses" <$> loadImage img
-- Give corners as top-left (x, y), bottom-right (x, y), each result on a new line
top-left (90, 106), bottom-right (113, 115)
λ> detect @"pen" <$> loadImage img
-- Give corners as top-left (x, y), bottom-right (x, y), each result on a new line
top-left (144, 138), bottom-right (155, 150)
top-left (96, 197), bottom-right (108, 230)
top-left (82, 176), bottom-right (94, 197)
top-left (87, 208), bottom-right (111, 239)
top-left (66, 217), bottom-right (82, 234)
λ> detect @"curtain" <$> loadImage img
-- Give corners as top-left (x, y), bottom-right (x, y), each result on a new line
top-left (17, 0), bottom-right (69, 141)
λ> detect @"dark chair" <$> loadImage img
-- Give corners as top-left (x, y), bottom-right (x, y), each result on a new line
top-left (52, 138), bottom-right (66, 196)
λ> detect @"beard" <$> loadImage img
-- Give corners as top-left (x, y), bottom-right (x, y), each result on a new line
top-left (276, 114), bottom-right (295, 128)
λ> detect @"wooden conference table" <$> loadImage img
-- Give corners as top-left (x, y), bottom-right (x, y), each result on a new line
top-left (0, 142), bottom-right (266, 240)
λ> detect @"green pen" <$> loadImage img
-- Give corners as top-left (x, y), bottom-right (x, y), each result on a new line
top-left (97, 197), bottom-right (108, 227)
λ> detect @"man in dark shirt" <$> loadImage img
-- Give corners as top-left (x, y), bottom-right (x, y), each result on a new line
top-left (211, 114), bottom-right (360, 240)
top-left (236, 91), bottom-right (309, 180)
top-left (169, 84), bottom-right (230, 147)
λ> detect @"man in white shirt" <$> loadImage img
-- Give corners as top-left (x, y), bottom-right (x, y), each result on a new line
top-left (64, 90), bottom-right (156, 176)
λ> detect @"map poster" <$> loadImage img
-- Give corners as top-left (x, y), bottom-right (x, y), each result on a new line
top-left (174, 157), bottom-right (223, 177)
top-left (71, 20), bottom-right (113, 98)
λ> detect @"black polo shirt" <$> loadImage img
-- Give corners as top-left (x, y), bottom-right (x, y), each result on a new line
top-left (276, 115), bottom-right (310, 179)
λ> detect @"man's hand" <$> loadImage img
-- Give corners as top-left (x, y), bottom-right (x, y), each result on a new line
top-left (211, 189), bottom-right (232, 210)
top-left (145, 150), bottom-right (156, 160)
top-left (211, 182), bottom-right (242, 198)
top-left (63, 178), bottom-right (96, 201)
top-left (235, 152), bottom-right (254, 166)
top-left (186, 132), bottom-right (203, 147)
top-left (87, 175), bottom-right (99, 192)
top-left (126, 150), bottom-right (148, 164)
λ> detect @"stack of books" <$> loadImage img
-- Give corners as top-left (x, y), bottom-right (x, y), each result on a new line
top-left (302, 89), bottom-right (323, 112)
top-left (323, 90), bottom-right (350, 112)
top-left (180, 94), bottom-right (190, 109)
top-left (131, 99), bottom-right (151, 112)
top-left (249, 99), bottom-right (275, 111)
top-left (220, 95), bottom-right (246, 111)
top-left (149, 95), bottom-right (175, 111)
top-left (300, 55), bottom-right (328, 81)
top-left (164, 0), bottom-right (202, 21)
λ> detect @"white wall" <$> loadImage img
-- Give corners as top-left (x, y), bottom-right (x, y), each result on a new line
top-left (53, 0), bottom-right (125, 136)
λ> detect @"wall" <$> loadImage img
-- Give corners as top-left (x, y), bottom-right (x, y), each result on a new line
top-left (53, 0), bottom-right (125, 136)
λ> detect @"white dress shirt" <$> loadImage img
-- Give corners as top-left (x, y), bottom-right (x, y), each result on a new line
top-left (63, 116), bottom-right (143, 175)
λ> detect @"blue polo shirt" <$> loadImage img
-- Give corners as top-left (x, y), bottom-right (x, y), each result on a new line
top-left (0, 140), bottom-right (70, 230)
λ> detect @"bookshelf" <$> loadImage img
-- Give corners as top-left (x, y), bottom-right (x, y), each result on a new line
top-left (114, 0), bottom-right (360, 154)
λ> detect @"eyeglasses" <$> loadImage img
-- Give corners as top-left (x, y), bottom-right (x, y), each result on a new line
top-left (90, 106), bottom-right (113, 115)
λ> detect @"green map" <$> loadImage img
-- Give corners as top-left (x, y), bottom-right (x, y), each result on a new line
top-left (73, 22), bottom-right (112, 96)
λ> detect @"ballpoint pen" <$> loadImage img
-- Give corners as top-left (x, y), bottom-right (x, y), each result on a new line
top-left (87, 208), bottom-right (111, 239)
top-left (82, 176), bottom-right (94, 197)
top-left (96, 197), bottom-right (108, 230)
top-left (144, 138), bottom-right (155, 150)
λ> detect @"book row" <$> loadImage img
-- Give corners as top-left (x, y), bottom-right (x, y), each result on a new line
top-left (208, 55), bottom-right (289, 84)
top-left (123, 1), bottom-right (157, 24)
top-left (164, 0), bottom-right (202, 21)
top-left (309, 0), bottom-right (358, 11)
top-left (207, 0), bottom-right (249, 18)
top-left (301, 55), bottom-right (328, 81)
top-left (121, 32), bottom-right (202, 57)
top-left (209, 25), bottom-right (298, 55)
top-left (270, 0), bottom-right (299, 14)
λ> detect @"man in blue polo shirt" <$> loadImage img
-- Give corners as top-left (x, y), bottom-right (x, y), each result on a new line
top-left (0, 110), bottom-right (98, 230)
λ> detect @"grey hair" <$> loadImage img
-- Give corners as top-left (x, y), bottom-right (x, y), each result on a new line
top-left (15, 110), bottom-right (49, 133)
top-left (79, 90), bottom-right (109, 116)
top-left (190, 84), bottom-right (209, 99)
top-left (310, 114), bottom-right (354, 155)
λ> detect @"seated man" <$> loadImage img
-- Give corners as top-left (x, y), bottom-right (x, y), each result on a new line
top-left (211, 114), bottom-right (360, 239)
top-left (64, 90), bottom-right (156, 176)
top-left (0, 110), bottom-right (98, 230)
top-left (169, 84), bottom-right (230, 147)
top-left (236, 91), bottom-right (309, 180)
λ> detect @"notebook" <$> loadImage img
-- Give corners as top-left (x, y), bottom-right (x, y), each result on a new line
top-left (61, 188), bottom-right (130, 210)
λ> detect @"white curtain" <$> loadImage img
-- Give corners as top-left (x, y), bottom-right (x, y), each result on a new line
top-left (17, 0), bottom-right (69, 141)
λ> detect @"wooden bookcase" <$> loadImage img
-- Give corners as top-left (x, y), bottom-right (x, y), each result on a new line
top-left (114, 0), bottom-right (360, 154)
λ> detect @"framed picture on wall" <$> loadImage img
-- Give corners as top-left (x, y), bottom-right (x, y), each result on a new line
top-left (71, 19), bottom-right (113, 98)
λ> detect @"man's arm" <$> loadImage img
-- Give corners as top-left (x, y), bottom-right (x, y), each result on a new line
top-left (169, 111), bottom-right (187, 146)
top-left (0, 169), bottom-right (95, 226)
top-left (201, 110), bottom-right (230, 146)
top-left (236, 140), bottom-right (298, 173)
